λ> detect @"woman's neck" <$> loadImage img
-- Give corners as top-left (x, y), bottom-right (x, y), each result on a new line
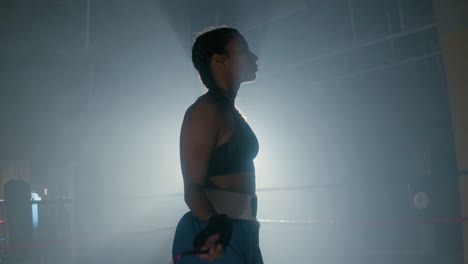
top-left (211, 88), bottom-right (237, 105)
top-left (212, 77), bottom-right (240, 103)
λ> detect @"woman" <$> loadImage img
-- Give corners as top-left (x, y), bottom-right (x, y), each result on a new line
top-left (172, 26), bottom-right (262, 264)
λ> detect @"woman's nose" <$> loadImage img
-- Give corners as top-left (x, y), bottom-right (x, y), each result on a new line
top-left (252, 52), bottom-right (258, 61)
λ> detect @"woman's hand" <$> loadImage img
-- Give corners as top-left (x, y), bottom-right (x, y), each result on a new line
top-left (197, 234), bottom-right (225, 262)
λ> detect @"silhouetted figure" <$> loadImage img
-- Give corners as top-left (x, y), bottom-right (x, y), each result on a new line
top-left (172, 26), bottom-right (263, 264)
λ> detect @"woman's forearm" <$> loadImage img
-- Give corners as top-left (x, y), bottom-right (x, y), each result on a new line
top-left (184, 183), bottom-right (217, 222)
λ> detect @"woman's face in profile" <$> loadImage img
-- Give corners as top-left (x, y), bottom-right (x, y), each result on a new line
top-left (223, 36), bottom-right (259, 84)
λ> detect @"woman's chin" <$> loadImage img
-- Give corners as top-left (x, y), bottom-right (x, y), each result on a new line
top-left (239, 72), bottom-right (258, 84)
top-left (245, 73), bottom-right (257, 82)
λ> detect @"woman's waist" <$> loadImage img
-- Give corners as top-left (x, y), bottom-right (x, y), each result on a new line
top-left (203, 188), bottom-right (258, 221)
top-left (205, 171), bottom-right (256, 194)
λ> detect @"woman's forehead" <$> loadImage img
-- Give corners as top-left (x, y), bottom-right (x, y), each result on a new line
top-left (227, 36), bottom-right (248, 49)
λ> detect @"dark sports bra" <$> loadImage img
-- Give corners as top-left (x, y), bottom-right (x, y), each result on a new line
top-left (203, 89), bottom-right (259, 178)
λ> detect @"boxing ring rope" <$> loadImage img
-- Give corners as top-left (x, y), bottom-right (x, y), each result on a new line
top-left (0, 178), bottom-right (466, 262)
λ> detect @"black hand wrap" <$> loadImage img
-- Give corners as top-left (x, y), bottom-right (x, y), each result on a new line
top-left (193, 214), bottom-right (233, 251)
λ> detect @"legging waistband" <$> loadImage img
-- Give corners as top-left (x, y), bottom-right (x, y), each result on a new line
top-left (204, 188), bottom-right (258, 221)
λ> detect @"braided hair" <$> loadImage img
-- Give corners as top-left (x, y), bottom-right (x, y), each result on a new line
top-left (191, 26), bottom-right (242, 91)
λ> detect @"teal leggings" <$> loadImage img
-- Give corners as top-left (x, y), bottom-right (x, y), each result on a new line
top-left (172, 211), bottom-right (263, 264)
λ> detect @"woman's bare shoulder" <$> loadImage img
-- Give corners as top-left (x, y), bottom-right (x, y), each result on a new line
top-left (183, 93), bottom-right (222, 123)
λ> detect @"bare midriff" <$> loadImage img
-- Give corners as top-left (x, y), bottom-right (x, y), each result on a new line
top-left (205, 172), bottom-right (256, 195)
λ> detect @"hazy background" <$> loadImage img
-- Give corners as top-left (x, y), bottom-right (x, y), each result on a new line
top-left (0, 0), bottom-right (462, 263)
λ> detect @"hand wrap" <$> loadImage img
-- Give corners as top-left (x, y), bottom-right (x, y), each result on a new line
top-left (193, 214), bottom-right (233, 251)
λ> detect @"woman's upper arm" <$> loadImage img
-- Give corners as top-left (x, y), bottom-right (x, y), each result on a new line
top-left (179, 102), bottom-right (220, 187)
